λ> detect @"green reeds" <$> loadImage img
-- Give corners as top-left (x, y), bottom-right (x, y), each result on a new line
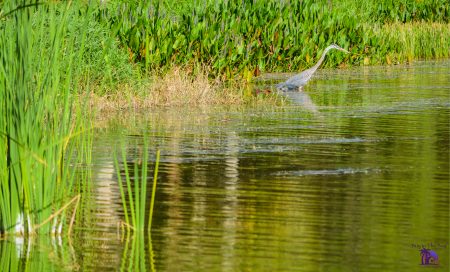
top-left (333, 0), bottom-right (449, 24)
top-left (148, 149), bottom-right (160, 231)
top-left (367, 22), bottom-right (450, 65)
top-left (114, 141), bottom-right (160, 233)
top-left (0, 1), bottom-right (90, 236)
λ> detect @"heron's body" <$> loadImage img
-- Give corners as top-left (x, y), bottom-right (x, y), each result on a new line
top-left (277, 44), bottom-right (349, 91)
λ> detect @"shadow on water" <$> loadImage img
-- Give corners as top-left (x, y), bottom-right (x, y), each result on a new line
top-left (1, 60), bottom-right (449, 271)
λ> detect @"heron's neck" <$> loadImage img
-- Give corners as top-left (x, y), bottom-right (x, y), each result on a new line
top-left (312, 47), bottom-right (332, 70)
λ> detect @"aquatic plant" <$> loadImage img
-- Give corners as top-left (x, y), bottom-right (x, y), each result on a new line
top-left (366, 22), bottom-right (450, 65)
top-left (114, 141), bottom-right (160, 233)
top-left (99, 0), bottom-right (449, 79)
top-left (0, 1), bottom-right (90, 235)
top-left (101, 0), bottom-right (359, 77)
top-left (333, 0), bottom-right (449, 23)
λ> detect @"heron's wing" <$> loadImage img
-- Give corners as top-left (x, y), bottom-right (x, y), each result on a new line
top-left (284, 67), bottom-right (315, 87)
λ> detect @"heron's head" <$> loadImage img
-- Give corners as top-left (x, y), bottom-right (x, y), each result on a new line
top-left (329, 44), bottom-right (349, 54)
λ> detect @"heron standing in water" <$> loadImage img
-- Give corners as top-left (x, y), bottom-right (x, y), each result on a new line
top-left (276, 44), bottom-right (349, 91)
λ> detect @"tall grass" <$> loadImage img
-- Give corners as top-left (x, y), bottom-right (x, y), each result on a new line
top-left (0, 1), bottom-right (89, 235)
top-left (67, 10), bottom-right (138, 95)
top-left (114, 141), bottom-right (160, 233)
top-left (333, 0), bottom-right (449, 23)
top-left (367, 22), bottom-right (450, 64)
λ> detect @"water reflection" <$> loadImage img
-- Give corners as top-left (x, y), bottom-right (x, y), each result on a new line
top-left (0, 237), bottom-right (78, 271)
top-left (2, 61), bottom-right (448, 271)
top-left (102, 61), bottom-right (449, 271)
top-left (281, 90), bottom-right (319, 113)
top-left (93, 159), bottom-right (121, 230)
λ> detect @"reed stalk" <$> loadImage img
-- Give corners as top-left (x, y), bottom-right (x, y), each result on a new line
top-left (114, 140), bottom-right (160, 233)
top-left (0, 1), bottom-right (90, 236)
top-left (148, 150), bottom-right (160, 232)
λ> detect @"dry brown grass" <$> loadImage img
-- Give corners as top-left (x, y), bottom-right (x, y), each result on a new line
top-left (146, 66), bottom-right (243, 106)
top-left (82, 66), bottom-right (248, 114)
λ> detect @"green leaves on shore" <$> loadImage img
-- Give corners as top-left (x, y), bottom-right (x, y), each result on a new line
top-left (103, 0), bottom-right (358, 78)
top-left (101, 0), bottom-right (449, 79)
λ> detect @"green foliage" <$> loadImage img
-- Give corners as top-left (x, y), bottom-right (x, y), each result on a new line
top-left (114, 141), bottom-right (160, 233)
top-left (26, 1), bottom-right (139, 95)
top-left (99, 0), bottom-right (449, 79)
top-left (102, 0), bottom-right (359, 78)
top-left (67, 17), bottom-right (135, 91)
top-left (0, 1), bottom-right (89, 235)
top-left (354, 0), bottom-right (449, 23)
top-left (367, 22), bottom-right (450, 64)
top-left (56, 2), bottom-right (138, 94)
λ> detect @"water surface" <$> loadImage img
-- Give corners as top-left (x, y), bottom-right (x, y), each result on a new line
top-left (2, 61), bottom-right (449, 271)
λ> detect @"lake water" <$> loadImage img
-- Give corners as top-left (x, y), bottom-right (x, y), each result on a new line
top-left (1, 60), bottom-right (449, 271)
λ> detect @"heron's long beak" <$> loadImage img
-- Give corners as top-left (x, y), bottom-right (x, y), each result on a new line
top-left (340, 48), bottom-right (350, 54)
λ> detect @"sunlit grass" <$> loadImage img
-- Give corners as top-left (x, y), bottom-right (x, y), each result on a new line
top-left (114, 141), bottom-right (160, 233)
top-left (99, 0), bottom-right (449, 80)
top-left (0, 1), bottom-right (90, 236)
top-left (368, 22), bottom-right (450, 65)
top-left (3, 0), bottom-right (442, 111)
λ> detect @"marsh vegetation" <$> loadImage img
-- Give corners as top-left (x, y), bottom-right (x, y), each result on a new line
top-left (2, 1), bottom-right (446, 108)
top-left (0, 1), bottom-right (448, 270)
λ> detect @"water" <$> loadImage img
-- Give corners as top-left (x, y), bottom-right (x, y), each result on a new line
top-left (2, 61), bottom-right (449, 271)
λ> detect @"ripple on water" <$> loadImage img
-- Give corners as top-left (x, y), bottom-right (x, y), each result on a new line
top-left (273, 167), bottom-right (382, 177)
top-left (72, 60), bottom-right (449, 272)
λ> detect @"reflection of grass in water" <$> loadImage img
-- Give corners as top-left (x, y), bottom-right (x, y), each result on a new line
top-left (120, 234), bottom-right (156, 272)
top-left (114, 141), bottom-right (160, 233)
top-left (0, 237), bottom-right (79, 271)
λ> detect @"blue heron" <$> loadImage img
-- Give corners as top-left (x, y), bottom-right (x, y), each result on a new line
top-left (276, 44), bottom-right (349, 91)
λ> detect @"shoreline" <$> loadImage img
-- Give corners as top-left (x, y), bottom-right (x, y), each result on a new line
top-left (80, 58), bottom-right (450, 115)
